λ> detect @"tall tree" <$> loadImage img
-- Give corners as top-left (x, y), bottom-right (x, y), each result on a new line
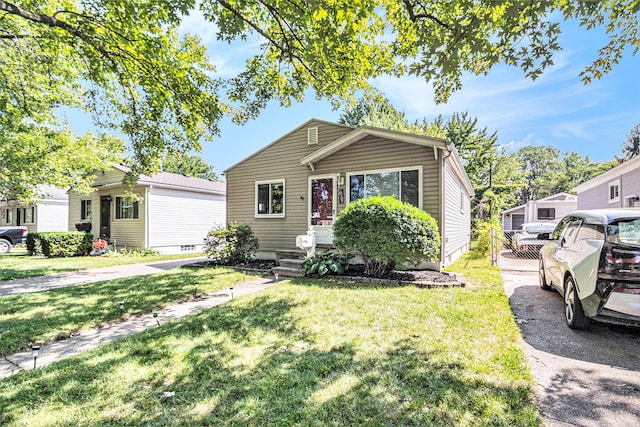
top-left (338, 94), bottom-right (411, 132)
top-left (2, 0), bottom-right (638, 199)
top-left (621, 124), bottom-right (640, 158)
top-left (162, 153), bottom-right (220, 181)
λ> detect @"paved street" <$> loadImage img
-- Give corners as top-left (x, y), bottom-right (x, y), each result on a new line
top-left (503, 271), bottom-right (640, 427)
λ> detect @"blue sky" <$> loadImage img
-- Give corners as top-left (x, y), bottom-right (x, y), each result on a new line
top-left (185, 15), bottom-right (640, 175)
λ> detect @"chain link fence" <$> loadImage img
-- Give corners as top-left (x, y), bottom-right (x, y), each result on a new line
top-left (489, 227), bottom-right (539, 272)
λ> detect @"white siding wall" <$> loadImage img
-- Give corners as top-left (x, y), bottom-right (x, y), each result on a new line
top-left (577, 168), bottom-right (640, 209)
top-left (36, 201), bottom-right (69, 232)
top-left (443, 163), bottom-right (471, 266)
top-left (147, 187), bottom-right (226, 254)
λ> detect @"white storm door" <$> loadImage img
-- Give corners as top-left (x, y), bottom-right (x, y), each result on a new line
top-left (309, 176), bottom-right (336, 245)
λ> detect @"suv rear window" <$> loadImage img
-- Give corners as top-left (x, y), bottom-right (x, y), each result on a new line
top-left (607, 218), bottom-right (640, 245)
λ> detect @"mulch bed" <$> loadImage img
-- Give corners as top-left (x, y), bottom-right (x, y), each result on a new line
top-left (186, 259), bottom-right (464, 288)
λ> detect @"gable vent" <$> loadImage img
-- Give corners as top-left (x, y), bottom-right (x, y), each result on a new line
top-left (307, 127), bottom-right (318, 145)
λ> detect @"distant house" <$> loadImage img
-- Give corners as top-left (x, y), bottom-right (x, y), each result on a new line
top-left (68, 164), bottom-right (225, 254)
top-left (0, 185), bottom-right (69, 233)
top-left (573, 156), bottom-right (640, 209)
top-left (501, 192), bottom-right (577, 231)
top-left (224, 119), bottom-right (474, 270)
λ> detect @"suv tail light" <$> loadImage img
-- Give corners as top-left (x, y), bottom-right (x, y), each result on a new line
top-left (21, 227), bottom-right (27, 237)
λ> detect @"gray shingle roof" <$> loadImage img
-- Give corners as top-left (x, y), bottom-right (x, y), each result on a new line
top-left (113, 164), bottom-right (225, 194)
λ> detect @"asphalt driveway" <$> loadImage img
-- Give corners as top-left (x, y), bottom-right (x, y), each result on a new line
top-left (503, 272), bottom-right (640, 427)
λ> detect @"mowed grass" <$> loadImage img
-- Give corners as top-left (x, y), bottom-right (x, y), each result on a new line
top-left (0, 251), bottom-right (540, 426)
top-left (0, 249), bottom-right (205, 281)
top-left (0, 267), bottom-right (257, 354)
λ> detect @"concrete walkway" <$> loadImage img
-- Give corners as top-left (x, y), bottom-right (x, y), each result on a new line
top-left (0, 276), bottom-right (276, 379)
top-left (0, 257), bottom-right (208, 296)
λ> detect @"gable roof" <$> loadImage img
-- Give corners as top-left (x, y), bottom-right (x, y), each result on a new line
top-left (110, 164), bottom-right (225, 195)
top-left (573, 156), bottom-right (639, 193)
top-left (224, 118), bottom-right (355, 173)
top-left (299, 125), bottom-right (474, 196)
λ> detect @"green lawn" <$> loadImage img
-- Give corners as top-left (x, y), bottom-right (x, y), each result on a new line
top-left (0, 251), bottom-right (540, 426)
top-left (0, 249), bottom-right (205, 281)
top-left (0, 266), bottom-right (257, 355)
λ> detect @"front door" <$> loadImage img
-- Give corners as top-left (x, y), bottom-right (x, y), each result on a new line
top-left (309, 176), bottom-right (336, 245)
top-left (100, 196), bottom-right (111, 240)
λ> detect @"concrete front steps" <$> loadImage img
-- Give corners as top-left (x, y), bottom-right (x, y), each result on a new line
top-left (273, 249), bottom-right (307, 278)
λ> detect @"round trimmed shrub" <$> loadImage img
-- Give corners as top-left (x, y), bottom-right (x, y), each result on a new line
top-left (333, 196), bottom-right (440, 277)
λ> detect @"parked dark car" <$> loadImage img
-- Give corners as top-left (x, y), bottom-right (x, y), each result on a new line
top-left (539, 209), bottom-right (640, 329)
top-left (0, 226), bottom-right (28, 254)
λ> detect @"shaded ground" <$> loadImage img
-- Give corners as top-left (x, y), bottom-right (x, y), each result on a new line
top-left (503, 271), bottom-right (640, 427)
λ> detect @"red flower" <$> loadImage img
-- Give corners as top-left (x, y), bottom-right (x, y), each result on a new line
top-left (92, 239), bottom-right (108, 250)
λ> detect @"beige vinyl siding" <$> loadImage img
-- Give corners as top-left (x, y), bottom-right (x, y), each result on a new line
top-left (93, 168), bottom-right (126, 186)
top-left (68, 192), bottom-right (96, 231)
top-left (315, 135), bottom-right (440, 222)
top-left (443, 162), bottom-right (471, 266)
top-left (110, 185), bottom-right (146, 248)
top-left (226, 122), bottom-right (442, 255)
top-left (226, 121), bottom-right (354, 253)
top-left (147, 187), bottom-right (226, 252)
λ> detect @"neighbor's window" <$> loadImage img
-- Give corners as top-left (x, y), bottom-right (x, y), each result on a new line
top-left (81, 200), bottom-right (92, 220)
top-left (3, 208), bottom-right (12, 224)
top-left (255, 180), bottom-right (285, 217)
top-left (22, 206), bottom-right (34, 224)
top-left (609, 180), bottom-right (620, 203)
top-left (115, 196), bottom-right (139, 219)
top-left (348, 167), bottom-right (420, 208)
top-left (537, 208), bottom-right (556, 220)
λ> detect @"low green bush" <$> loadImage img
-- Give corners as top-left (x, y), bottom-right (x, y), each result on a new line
top-left (31, 232), bottom-right (94, 257)
top-left (302, 251), bottom-right (347, 277)
top-left (473, 217), bottom-right (503, 255)
top-left (333, 196), bottom-right (440, 277)
top-left (26, 232), bottom-right (43, 256)
top-left (204, 222), bottom-right (259, 264)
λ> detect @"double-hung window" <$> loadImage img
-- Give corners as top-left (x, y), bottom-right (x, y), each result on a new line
top-left (609, 180), bottom-right (620, 203)
top-left (115, 196), bottom-right (139, 219)
top-left (81, 200), bottom-right (92, 220)
top-left (348, 167), bottom-right (421, 208)
top-left (255, 180), bottom-right (285, 217)
top-left (22, 206), bottom-right (34, 224)
top-left (2, 208), bottom-right (12, 225)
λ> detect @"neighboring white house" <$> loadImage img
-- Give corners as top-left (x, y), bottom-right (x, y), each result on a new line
top-left (573, 156), bottom-right (640, 209)
top-left (501, 192), bottom-right (577, 231)
top-left (68, 164), bottom-right (226, 254)
top-left (0, 185), bottom-right (69, 233)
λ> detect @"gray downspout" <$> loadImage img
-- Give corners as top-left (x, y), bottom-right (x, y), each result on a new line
top-left (440, 144), bottom-right (454, 270)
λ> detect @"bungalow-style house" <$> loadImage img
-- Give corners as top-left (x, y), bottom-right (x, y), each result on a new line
top-left (573, 155), bottom-right (640, 209)
top-left (1, 185), bottom-right (69, 233)
top-left (224, 119), bottom-right (474, 270)
top-left (68, 164), bottom-right (226, 254)
top-left (501, 192), bottom-right (577, 231)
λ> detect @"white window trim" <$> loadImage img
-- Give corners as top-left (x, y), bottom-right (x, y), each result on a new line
top-left (114, 194), bottom-right (140, 221)
top-left (22, 206), bottom-right (35, 225)
top-left (608, 179), bottom-right (620, 204)
top-left (81, 199), bottom-right (92, 221)
top-left (255, 179), bottom-right (286, 218)
top-left (345, 166), bottom-right (423, 209)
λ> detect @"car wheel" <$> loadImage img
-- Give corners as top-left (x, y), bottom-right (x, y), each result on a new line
top-left (539, 258), bottom-right (551, 290)
top-left (564, 276), bottom-right (590, 330)
top-left (0, 239), bottom-right (11, 254)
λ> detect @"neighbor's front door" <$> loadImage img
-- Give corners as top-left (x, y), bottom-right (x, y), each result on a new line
top-left (309, 176), bottom-right (336, 245)
top-left (100, 196), bottom-right (111, 240)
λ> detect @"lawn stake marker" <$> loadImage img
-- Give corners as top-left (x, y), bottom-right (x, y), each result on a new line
top-left (119, 301), bottom-right (124, 316)
top-left (32, 345), bottom-right (40, 369)
top-left (230, 287), bottom-right (234, 299)
top-left (153, 312), bottom-right (160, 326)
